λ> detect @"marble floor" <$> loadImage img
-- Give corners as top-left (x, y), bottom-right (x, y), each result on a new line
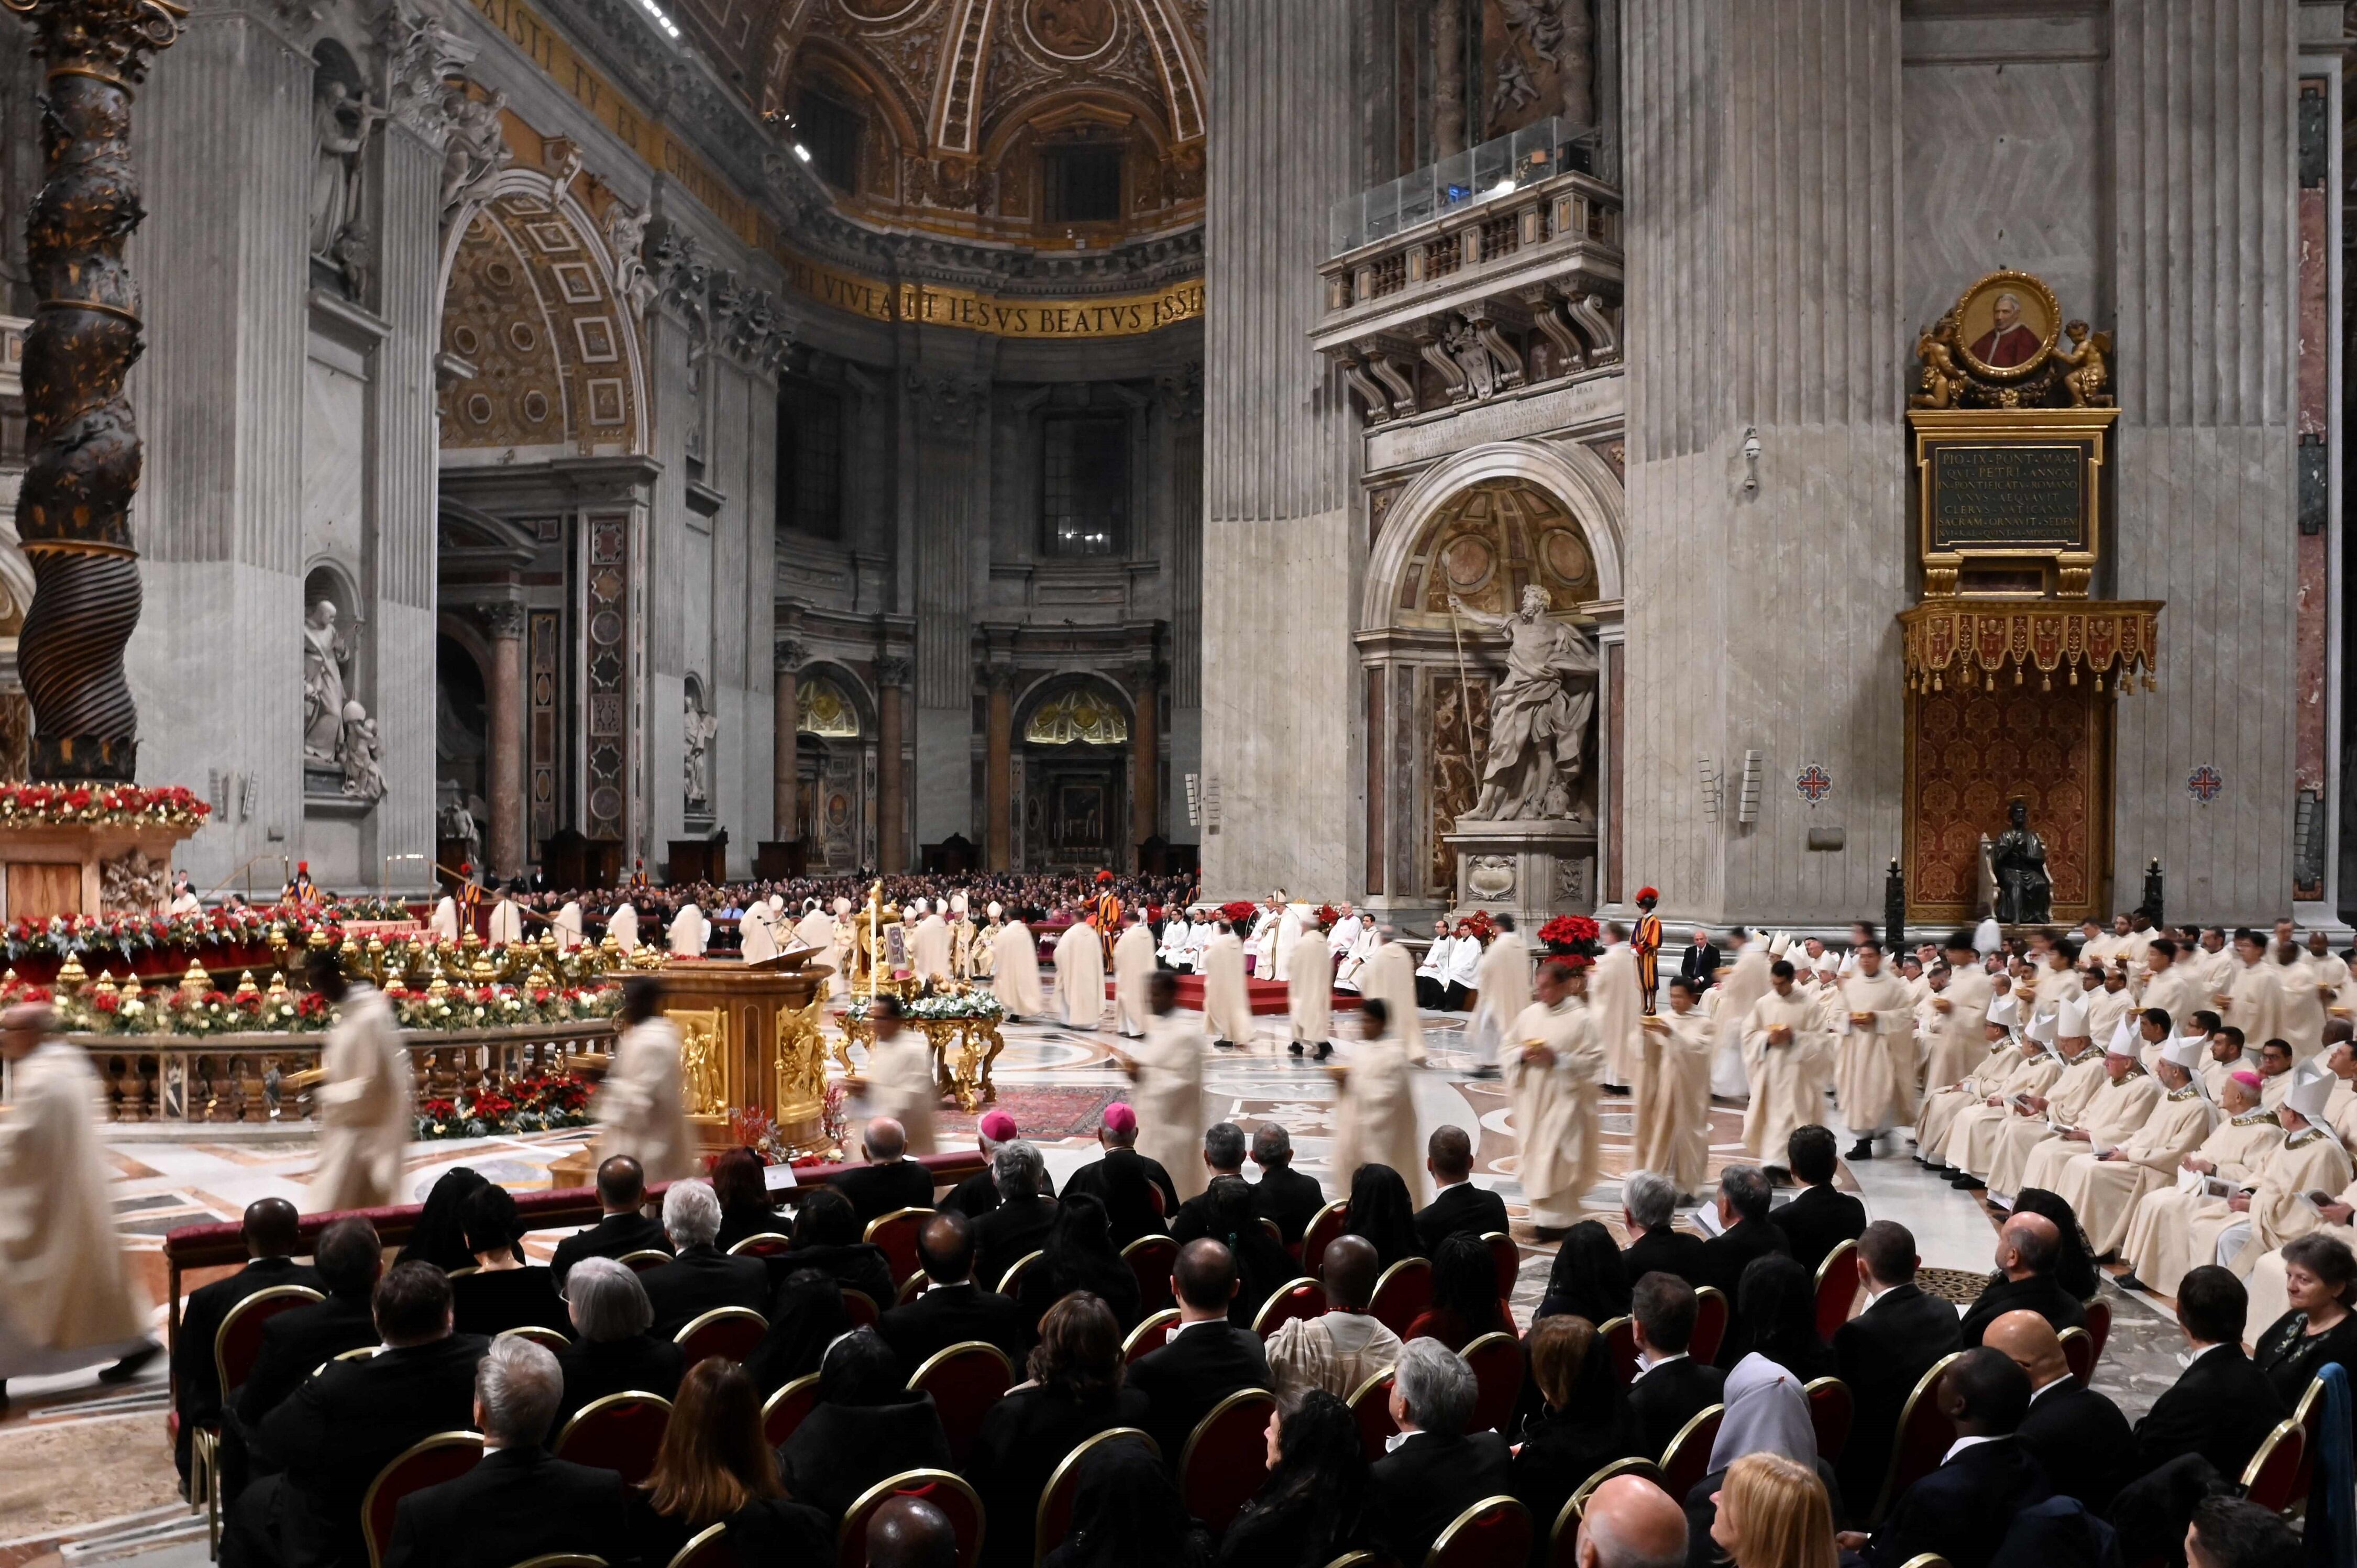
top-left (7, 991), bottom-right (2196, 1564)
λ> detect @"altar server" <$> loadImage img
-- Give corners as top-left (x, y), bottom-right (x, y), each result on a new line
top-left (1360, 929), bottom-right (1427, 1064)
top-left (1201, 918), bottom-right (1254, 1050)
top-left (1468, 918), bottom-right (1534, 1062)
top-left (1833, 940), bottom-right (1918, 1161)
top-left (305, 948), bottom-right (413, 1212)
top-left (1589, 923), bottom-right (1643, 1087)
top-left (1287, 915), bottom-right (1333, 1057)
top-left (990, 907), bottom-right (1045, 1019)
top-left (2045, 1031), bottom-right (2216, 1256)
top-left (2119, 1072), bottom-right (2289, 1295)
top-left (1113, 911), bottom-right (1158, 1039)
top-left (667, 901), bottom-right (708, 957)
top-left (1115, 973), bottom-right (1208, 1202)
top-left (1053, 911), bottom-right (1105, 1029)
top-left (1633, 975), bottom-right (1714, 1193)
top-left (593, 976), bottom-right (697, 1183)
top-left (910, 898), bottom-right (953, 983)
top-left (1740, 960), bottom-right (1831, 1164)
top-left (1329, 998), bottom-right (1424, 1203)
top-left (1921, 932), bottom-right (1994, 1095)
top-left (1414, 922), bottom-right (1454, 1010)
top-left (1503, 959), bottom-right (1606, 1233)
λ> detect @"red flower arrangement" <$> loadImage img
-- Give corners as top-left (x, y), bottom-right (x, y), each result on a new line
top-left (1219, 900), bottom-right (1258, 924)
top-left (1315, 903), bottom-right (1340, 929)
top-left (0, 782), bottom-right (211, 829)
top-left (1457, 909), bottom-right (1499, 942)
top-left (1538, 914), bottom-right (1601, 967)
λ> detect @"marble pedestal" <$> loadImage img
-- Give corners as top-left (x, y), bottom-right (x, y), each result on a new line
top-left (1444, 817), bottom-right (1597, 927)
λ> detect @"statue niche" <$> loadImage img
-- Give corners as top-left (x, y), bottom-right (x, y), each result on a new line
top-left (302, 583), bottom-right (384, 803)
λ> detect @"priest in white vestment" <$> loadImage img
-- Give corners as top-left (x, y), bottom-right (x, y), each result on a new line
top-left (1588, 929), bottom-right (1643, 1088)
top-left (0, 1003), bottom-right (155, 1387)
top-left (487, 889), bottom-right (523, 946)
top-left (844, 996), bottom-right (938, 1156)
top-left (1921, 934), bottom-right (1993, 1097)
top-left (1937, 1014), bottom-right (2066, 1178)
top-left (1633, 975), bottom-right (1714, 1192)
top-left (1272, 902), bottom-right (1308, 984)
top-left (794, 900), bottom-right (834, 956)
top-left (306, 955), bottom-right (413, 1212)
top-left (1113, 913), bottom-right (1158, 1039)
top-left (608, 901), bottom-right (640, 952)
top-left (1468, 923), bottom-right (1534, 1062)
top-left (1116, 974), bottom-right (1208, 1202)
top-left (1200, 920), bottom-right (1255, 1050)
top-left (992, 912), bottom-right (1047, 1018)
top-left (2205, 1067), bottom-right (2354, 1276)
top-left (1740, 960), bottom-right (1832, 1164)
top-left (2120, 1070), bottom-right (2289, 1294)
top-left (168, 873), bottom-right (201, 918)
top-left (1287, 920), bottom-right (1334, 1056)
top-left (1502, 960), bottom-right (1606, 1232)
top-left (1245, 898), bottom-right (1283, 978)
top-left (593, 979), bottom-right (698, 1182)
top-left (1986, 1004), bottom-right (2148, 1201)
top-left (667, 902), bottom-right (708, 957)
top-left (1360, 931), bottom-right (1426, 1065)
top-left (1328, 998), bottom-right (1425, 1201)
top-left (1832, 942), bottom-right (1917, 1159)
top-left (2273, 941), bottom-right (2329, 1062)
top-left (1053, 914), bottom-right (1106, 1029)
top-left (429, 893), bottom-right (460, 942)
top-left (554, 900), bottom-right (585, 952)
top-left (1915, 1000), bottom-right (2022, 1159)
top-left (2218, 932), bottom-right (2283, 1059)
top-left (2137, 940), bottom-right (2208, 1040)
top-left (909, 901), bottom-right (953, 984)
top-left (738, 900), bottom-right (780, 963)
top-left (2046, 1032), bottom-right (2216, 1255)
top-left (1711, 933), bottom-right (1773, 1099)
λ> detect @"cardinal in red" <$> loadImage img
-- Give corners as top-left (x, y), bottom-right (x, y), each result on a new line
top-left (1969, 291), bottom-right (2041, 367)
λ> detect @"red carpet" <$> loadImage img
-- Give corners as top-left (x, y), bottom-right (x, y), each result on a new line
top-left (1160, 975), bottom-right (1364, 1016)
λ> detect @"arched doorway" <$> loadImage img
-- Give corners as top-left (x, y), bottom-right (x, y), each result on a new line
top-left (792, 667), bottom-right (874, 873)
top-left (1015, 677), bottom-right (1133, 872)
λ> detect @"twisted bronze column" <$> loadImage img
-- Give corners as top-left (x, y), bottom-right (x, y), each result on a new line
top-left (5, 0), bottom-right (183, 782)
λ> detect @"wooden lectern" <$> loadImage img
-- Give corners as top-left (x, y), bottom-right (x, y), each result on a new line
top-left (660, 951), bottom-right (836, 1157)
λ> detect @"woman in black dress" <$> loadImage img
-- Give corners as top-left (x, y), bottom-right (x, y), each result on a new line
top-left (626, 1355), bottom-right (832, 1568)
top-left (1018, 1195), bottom-right (1143, 1331)
top-left (965, 1292), bottom-right (1150, 1568)
top-left (1217, 1389), bottom-right (1370, 1568)
top-left (1510, 1314), bottom-right (1644, 1556)
top-left (1404, 1230), bottom-right (1509, 1350)
top-left (773, 1327), bottom-right (953, 1523)
top-left (1341, 1164), bottom-right (1422, 1269)
top-left (1726, 1254), bottom-right (1834, 1382)
top-left (711, 1146), bottom-right (785, 1252)
top-left (774, 1186), bottom-right (895, 1308)
top-left (1040, 1435), bottom-right (1210, 1568)
top-left (2254, 1231), bottom-right (2357, 1412)
top-left (449, 1183), bottom-right (569, 1337)
top-left (1534, 1220), bottom-right (1631, 1326)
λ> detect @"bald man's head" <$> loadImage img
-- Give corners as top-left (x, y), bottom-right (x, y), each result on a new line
top-left (1997, 1212), bottom-right (2060, 1279)
top-left (1577, 1473), bottom-right (1687, 1568)
top-left (242, 1196), bottom-right (302, 1258)
top-left (866, 1496), bottom-right (956, 1568)
top-left (864, 1116), bottom-right (907, 1161)
top-left (1322, 1233), bottom-right (1381, 1312)
top-left (1981, 1308), bottom-right (2068, 1392)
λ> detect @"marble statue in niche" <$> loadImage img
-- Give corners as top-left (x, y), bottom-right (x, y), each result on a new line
top-left (310, 78), bottom-right (385, 260)
top-left (683, 688), bottom-right (718, 811)
top-left (303, 599), bottom-right (386, 801)
top-left (1447, 584), bottom-right (1597, 821)
top-left (340, 701), bottom-right (385, 801)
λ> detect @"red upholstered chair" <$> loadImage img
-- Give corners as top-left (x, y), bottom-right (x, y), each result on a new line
top-left (616, 1249), bottom-right (672, 1274)
top-left (360, 1431), bottom-right (483, 1568)
top-left (1426, 1495), bottom-right (1532, 1568)
top-left (663, 1521), bottom-right (731, 1568)
top-left (197, 1284), bottom-right (323, 1550)
top-left (728, 1232), bottom-right (793, 1258)
top-left (1180, 1388), bottom-right (1277, 1534)
top-left (1549, 1459), bottom-right (1667, 1566)
top-left (1124, 1309), bottom-right (1180, 1363)
top-left (1369, 1258), bottom-right (1433, 1337)
top-left (1658, 1404), bottom-right (1723, 1504)
top-left (761, 1373), bottom-right (821, 1447)
top-left (1261, 1217), bottom-right (1286, 1248)
top-left (1462, 1332), bottom-right (1524, 1434)
top-left (1252, 1278), bottom-right (1327, 1339)
top-left (554, 1392), bottom-right (673, 1487)
top-left (1869, 1353), bottom-right (1964, 1527)
top-left (842, 1290), bottom-right (880, 1330)
top-left (908, 1342), bottom-right (1016, 1467)
top-left (1302, 1200), bottom-right (1350, 1276)
top-left (1805, 1377), bottom-right (1853, 1463)
top-left (1689, 1287), bottom-right (1730, 1365)
top-left (497, 1324), bottom-right (570, 1353)
top-left (1814, 1240), bottom-right (1861, 1340)
top-left (1483, 1232), bottom-right (1521, 1329)
top-left (1122, 1234), bottom-right (1180, 1316)
top-left (997, 1251), bottom-right (1047, 1297)
top-left (1598, 1316), bottom-right (1639, 1385)
top-left (2082, 1295), bottom-right (2112, 1367)
top-left (1036, 1430), bottom-right (1159, 1563)
top-left (2241, 1419), bottom-right (2308, 1515)
top-left (2293, 1374), bottom-right (2329, 1512)
top-left (836, 1468), bottom-right (984, 1568)
top-left (2058, 1327), bottom-right (2095, 1386)
top-left (674, 1306), bottom-right (767, 1368)
top-left (864, 1207), bottom-right (934, 1288)
top-left (1349, 1370), bottom-right (1398, 1462)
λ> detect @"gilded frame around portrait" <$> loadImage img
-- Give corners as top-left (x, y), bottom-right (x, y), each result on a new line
top-left (1951, 270), bottom-right (2062, 383)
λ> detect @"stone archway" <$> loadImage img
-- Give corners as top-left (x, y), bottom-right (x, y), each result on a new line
top-left (1012, 675), bottom-right (1135, 873)
top-left (790, 665), bottom-right (875, 873)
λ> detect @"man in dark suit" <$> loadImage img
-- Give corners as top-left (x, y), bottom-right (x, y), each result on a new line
top-left (1772, 1125), bottom-right (1867, 1274)
top-left (877, 1211), bottom-right (1033, 1367)
top-left (174, 1197), bottom-right (319, 1483)
top-left (1249, 1123), bottom-right (1326, 1246)
top-left (1061, 1102), bottom-right (1180, 1220)
top-left (548, 1155), bottom-right (670, 1283)
top-left (1985, 1309), bottom-right (2133, 1517)
top-left (381, 1335), bottom-right (629, 1568)
top-left (218, 1216), bottom-right (386, 1507)
top-left (938, 1110), bottom-right (1055, 1219)
top-left (1411, 1125), bottom-right (1510, 1255)
top-left (1833, 1220), bottom-right (1963, 1523)
top-left (1958, 1211), bottom-right (2086, 1348)
top-left (639, 1178), bottom-right (770, 1336)
top-left (1127, 1239), bottom-right (1272, 1464)
top-left (826, 1116), bottom-right (938, 1223)
top-left (1626, 1271), bottom-right (1726, 1455)
top-left (2129, 1265), bottom-right (2288, 1481)
top-left (1169, 1123), bottom-right (1249, 1242)
top-left (1679, 929), bottom-right (1722, 993)
top-left (1838, 1347), bottom-right (2051, 1568)
top-left (223, 1261), bottom-right (489, 1568)
top-left (971, 1140), bottom-right (1060, 1291)
top-left (1621, 1170), bottom-right (1711, 1286)
top-left (1700, 1165), bottom-right (1790, 1365)
top-left (1368, 1339), bottom-right (1514, 1564)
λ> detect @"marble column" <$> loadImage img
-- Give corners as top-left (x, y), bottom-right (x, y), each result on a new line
top-left (877, 656), bottom-right (909, 873)
top-left (484, 602), bottom-right (526, 878)
top-left (1129, 662), bottom-right (1160, 855)
top-left (986, 666), bottom-right (1014, 871)
top-left (774, 640), bottom-right (802, 841)
top-left (1433, 0), bottom-right (1467, 156)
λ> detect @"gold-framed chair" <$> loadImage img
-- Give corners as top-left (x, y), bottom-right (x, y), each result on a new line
top-left (996, 1249), bottom-right (1046, 1297)
top-left (838, 1467), bottom-right (984, 1568)
top-left (1035, 1428), bottom-right (1157, 1563)
top-left (1868, 1352), bottom-right (1965, 1527)
top-left (864, 1207), bottom-right (936, 1286)
top-left (552, 1390), bottom-right (674, 1487)
top-left (1657, 1403), bottom-right (1723, 1503)
top-left (1422, 1494), bottom-right (1530, 1568)
top-left (495, 1324), bottom-right (571, 1353)
top-left (908, 1340), bottom-right (1016, 1467)
top-left (673, 1306), bottom-right (767, 1368)
top-left (1814, 1239), bottom-right (1860, 1338)
top-left (726, 1232), bottom-right (794, 1257)
top-left (1124, 1308), bottom-right (1180, 1363)
top-left (615, 1249), bottom-right (673, 1274)
top-left (1550, 1458), bottom-right (1667, 1566)
top-left (360, 1431), bottom-right (484, 1568)
top-left (1178, 1387), bottom-right (1278, 1535)
top-left (663, 1522), bottom-right (730, 1568)
top-left (194, 1283), bottom-right (324, 1557)
top-left (761, 1372), bottom-right (821, 1446)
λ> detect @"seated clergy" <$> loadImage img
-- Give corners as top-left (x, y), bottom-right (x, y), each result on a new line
top-left (1958, 1212), bottom-right (2085, 1348)
top-left (548, 1156), bottom-right (671, 1285)
top-left (1983, 1309), bottom-right (2134, 1518)
top-left (2001, 1012), bottom-right (2169, 1203)
top-left (1833, 1220), bottom-right (1964, 1527)
top-left (876, 1210), bottom-right (1034, 1368)
top-left (1625, 1269), bottom-right (1727, 1456)
top-left (1264, 1234), bottom-right (1403, 1401)
top-left (1060, 1102), bottom-right (1181, 1229)
top-left (552, 1256), bottom-right (685, 1427)
top-left (1248, 1123), bottom-right (1327, 1247)
top-left (1620, 1168), bottom-right (1711, 1285)
top-left (1837, 1347), bottom-right (2051, 1568)
top-left (1411, 1124), bottom-right (1511, 1255)
top-left (637, 1179), bottom-right (770, 1338)
top-left (382, 1336), bottom-right (630, 1568)
top-left (2044, 1034), bottom-right (2222, 1261)
top-left (1126, 1239), bottom-right (1273, 1465)
top-left (1365, 1339), bottom-right (1514, 1565)
top-left (173, 1198), bottom-right (318, 1483)
top-left (825, 1116), bottom-right (938, 1223)
top-left (2116, 1069), bottom-right (2287, 1295)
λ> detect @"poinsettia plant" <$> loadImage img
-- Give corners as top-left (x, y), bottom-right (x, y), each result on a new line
top-left (1538, 914), bottom-right (1602, 966)
top-left (1218, 900), bottom-right (1258, 924)
top-left (0, 782), bottom-right (211, 829)
top-left (413, 1070), bottom-right (596, 1139)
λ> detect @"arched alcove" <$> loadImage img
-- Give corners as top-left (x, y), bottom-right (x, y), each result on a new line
top-left (1013, 673), bottom-right (1136, 871)
top-left (791, 662), bottom-right (877, 872)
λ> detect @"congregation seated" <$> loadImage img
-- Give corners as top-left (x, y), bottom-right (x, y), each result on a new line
top-left (1127, 1238), bottom-right (1272, 1464)
top-left (2130, 1264), bottom-right (2287, 1483)
top-left (174, 1197), bottom-right (317, 1482)
top-left (1412, 1124), bottom-right (1510, 1256)
top-left (449, 1183), bottom-right (568, 1338)
top-left (826, 1115), bottom-right (937, 1223)
top-left (1626, 1271), bottom-right (1727, 1456)
top-left (965, 1292), bottom-right (1150, 1568)
top-left (639, 1179), bottom-right (769, 1337)
top-left (1038, 1419), bottom-right (1211, 1568)
top-left (1216, 1389), bottom-right (1370, 1568)
top-left (1061, 1102), bottom-right (1179, 1240)
top-left (626, 1355), bottom-right (832, 1568)
top-left (1699, 1166), bottom-right (1790, 1364)
top-left (710, 1145), bottom-right (785, 1252)
top-left (1340, 1161), bottom-right (1423, 1267)
top-left (1836, 1346), bottom-right (2050, 1568)
top-left (1709, 1453), bottom-right (1837, 1568)
top-left (1364, 1338), bottom-right (1512, 1565)
top-left (940, 1110), bottom-right (1055, 1220)
top-left (551, 1256), bottom-right (685, 1427)
top-left (229, 1217), bottom-right (383, 1433)
top-left (742, 1262), bottom-right (857, 1394)
top-left (1265, 1233), bottom-right (1401, 1400)
top-left (2251, 1230), bottom-right (2357, 1409)
top-left (1769, 1127), bottom-right (1866, 1274)
top-left (1726, 1254), bottom-right (1834, 1382)
top-left (550, 1155), bottom-right (670, 1284)
top-left (878, 1209), bottom-right (1035, 1367)
top-left (397, 1167), bottom-right (495, 1273)
top-left (973, 1139), bottom-right (1061, 1289)
top-left (1248, 1123), bottom-right (1326, 1247)
top-left (1957, 1210), bottom-right (2086, 1347)
top-left (1511, 1314), bottom-right (1644, 1547)
top-left (770, 1185), bottom-right (895, 1306)
top-left (1169, 1121), bottom-right (1249, 1242)
top-left (773, 1327), bottom-right (952, 1522)
top-left (382, 1335), bottom-right (630, 1568)
top-left (1191, 1175), bottom-right (1298, 1328)
top-left (1831, 1221), bottom-right (1960, 1522)
top-left (224, 1261), bottom-right (488, 1568)
top-left (1404, 1229), bottom-right (1509, 1350)
top-left (869, 1495), bottom-right (962, 1568)
top-left (1018, 1193), bottom-right (1147, 1330)
top-left (1541, 1219), bottom-right (1634, 1323)
top-left (1620, 1169), bottom-right (1709, 1287)
top-left (1982, 1309), bottom-right (2132, 1517)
